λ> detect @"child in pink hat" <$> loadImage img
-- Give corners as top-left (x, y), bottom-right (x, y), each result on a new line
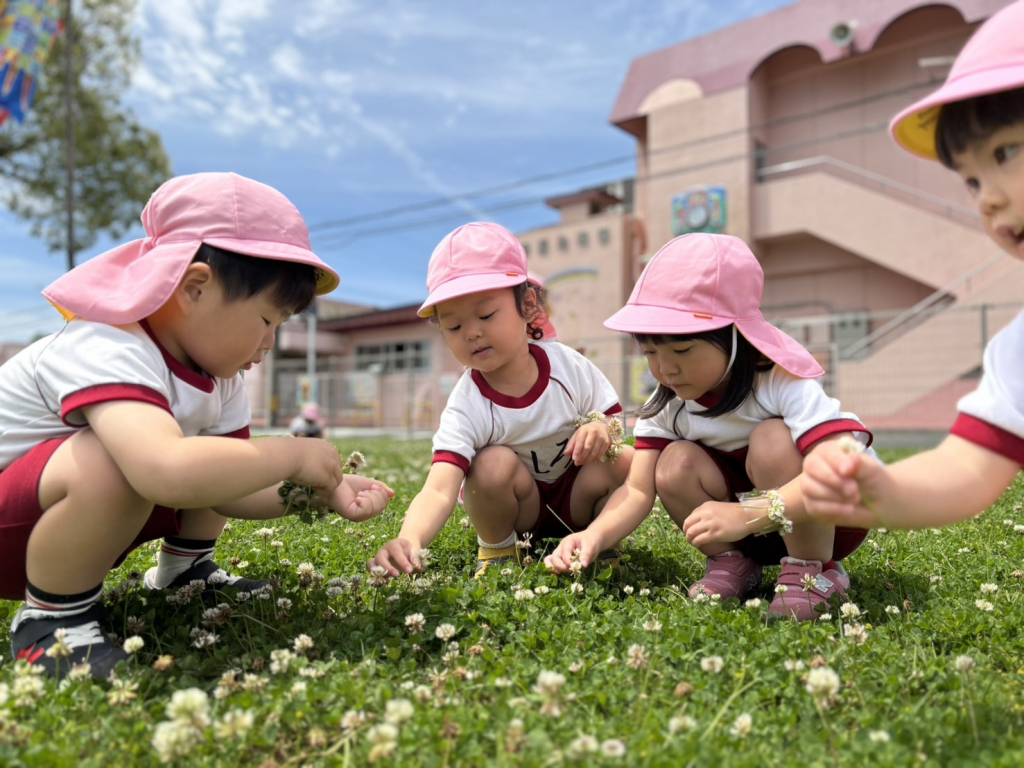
top-left (804, 1), bottom-right (1024, 531)
top-left (290, 402), bottom-right (326, 438)
top-left (369, 222), bottom-right (632, 579)
top-left (0, 172), bottom-right (393, 677)
top-left (546, 234), bottom-right (875, 621)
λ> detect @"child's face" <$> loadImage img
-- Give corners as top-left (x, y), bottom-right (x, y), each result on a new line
top-left (639, 338), bottom-right (730, 401)
top-left (181, 280), bottom-right (290, 378)
top-left (437, 288), bottom-right (529, 373)
top-left (951, 122), bottom-right (1024, 259)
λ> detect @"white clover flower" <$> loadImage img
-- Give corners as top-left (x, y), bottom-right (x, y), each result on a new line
top-left (368, 565), bottom-right (389, 587)
top-left (954, 654), bottom-right (976, 672)
top-left (494, 677), bottom-right (513, 688)
top-left (414, 548), bottom-right (432, 568)
top-left (277, 598), bottom-right (293, 611)
top-left (843, 623), bottom-right (869, 645)
top-left (744, 598), bottom-right (762, 609)
top-left (840, 602), bottom-right (861, 620)
top-left (534, 670), bottom-right (567, 696)
top-left (365, 722), bottom-right (399, 745)
top-left (975, 599), bottom-right (995, 612)
top-left (980, 583), bottom-right (999, 595)
top-left (215, 709), bottom-right (254, 740)
top-left (569, 582), bottom-right (584, 595)
top-left (700, 656), bottom-right (724, 674)
top-left (535, 585), bottom-right (551, 595)
top-left (413, 685), bottom-right (433, 703)
top-left (601, 739), bottom-right (627, 758)
top-left (12, 674), bottom-right (45, 706)
top-left (67, 663), bottom-right (92, 681)
top-left (805, 667), bottom-right (841, 702)
top-left (271, 541), bottom-right (284, 549)
top-left (189, 628), bottom-right (218, 649)
top-left (622, 585), bottom-right (634, 595)
top-left (123, 636), bottom-right (145, 654)
top-left (165, 688), bottom-right (211, 728)
top-left (500, 567), bottom-right (514, 577)
top-left (152, 720), bottom-right (202, 763)
top-left (270, 648), bottom-right (297, 675)
top-left (774, 584), bottom-right (788, 594)
top-left (818, 612), bottom-right (832, 621)
top-left (435, 623), bottom-right (457, 641)
top-left (568, 735), bottom-right (599, 756)
top-left (929, 574), bottom-right (943, 584)
top-left (384, 698), bottom-right (415, 725)
top-left (0, 682), bottom-right (9, 706)
top-left (885, 605), bottom-right (901, 616)
top-left (784, 659), bottom-right (805, 672)
top-left (293, 634), bottom-right (314, 654)
top-left (644, 619), bottom-right (662, 632)
top-left (405, 613), bottom-right (425, 634)
top-left (627, 644), bottom-right (649, 670)
top-left (339, 710), bottom-right (367, 732)
top-left (869, 730), bottom-right (891, 743)
top-left (669, 715), bottom-right (696, 734)
top-left (513, 588), bottom-right (535, 601)
top-left (290, 681), bottom-right (307, 698)
top-left (730, 713), bottom-right (753, 738)
top-left (639, 588), bottom-right (651, 596)
top-left (838, 436), bottom-right (865, 454)
top-left (297, 562), bottom-right (316, 576)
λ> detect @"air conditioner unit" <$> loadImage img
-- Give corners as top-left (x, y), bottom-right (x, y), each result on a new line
top-left (830, 21), bottom-right (857, 50)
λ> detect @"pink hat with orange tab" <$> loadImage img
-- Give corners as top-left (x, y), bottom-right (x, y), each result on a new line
top-left (418, 222), bottom-right (528, 317)
top-left (604, 234), bottom-right (823, 378)
top-left (43, 172), bottom-right (340, 324)
top-left (890, 0), bottom-right (1024, 160)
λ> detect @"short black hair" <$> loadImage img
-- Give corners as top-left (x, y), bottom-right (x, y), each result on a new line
top-left (935, 87), bottom-right (1024, 169)
top-left (192, 243), bottom-right (317, 315)
top-left (634, 326), bottom-right (774, 420)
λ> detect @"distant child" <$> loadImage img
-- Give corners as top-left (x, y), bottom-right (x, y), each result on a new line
top-left (369, 223), bottom-right (633, 578)
top-left (290, 402), bottom-right (326, 438)
top-left (527, 271), bottom-right (558, 340)
top-left (803, 1), bottom-right (1024, 530)
top-left (546, 234), bottom-right (874, 620)
top-left (0, 172), bottom-right (394, 677)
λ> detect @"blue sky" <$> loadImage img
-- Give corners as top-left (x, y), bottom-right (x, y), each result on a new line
top-left (0, 0), bottom-right (794, 343)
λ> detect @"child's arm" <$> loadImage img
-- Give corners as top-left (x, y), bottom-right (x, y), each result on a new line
top-left (802, 434), bottom-right (1020, 530)
top-left (369, 461), bottom-right (465, 577)
top-left (85, 401), bottom-right (346, 509)
top-left (213, 474), bottom-right (395, 522)
top-left (544, 448), bottom-right (660, 572)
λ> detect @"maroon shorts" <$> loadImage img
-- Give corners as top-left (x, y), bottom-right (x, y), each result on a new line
top-left (693, 441), bottom-right (867, 567)
top-left (532, 463), bottom-right (586, 541)
top-left (0, 435), bottom-right (180, 601)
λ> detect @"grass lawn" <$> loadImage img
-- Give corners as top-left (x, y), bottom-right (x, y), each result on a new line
top-left (1, 439), bottom-right (1023, 766)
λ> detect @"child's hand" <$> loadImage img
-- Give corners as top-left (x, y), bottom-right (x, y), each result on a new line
top-left (544, 530), bottom-right (601, 573)
top-left (683, 501), bottom-right (752, 548)
top-left (369, 537), bottom-right (424, 578)
top-left (329, 475), bottom-right (395, 522)
top-left (565, 421), bottom-right (612, 466)
top-left (802, 442), bottom-right (886, 528)
top-left (289, 439), bottom-right (347, 496)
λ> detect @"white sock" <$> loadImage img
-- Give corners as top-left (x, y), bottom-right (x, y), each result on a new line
top-left (477, 532), bottom-right (516, 549)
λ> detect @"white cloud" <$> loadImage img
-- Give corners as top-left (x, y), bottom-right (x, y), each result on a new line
top-left (214, 0), bottom-right (275, 54)
top-left (271, 43), bottom-right (306, 82)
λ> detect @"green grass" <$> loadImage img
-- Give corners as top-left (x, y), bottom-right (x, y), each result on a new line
top-left (2, 439), bottom-right (1023, 766)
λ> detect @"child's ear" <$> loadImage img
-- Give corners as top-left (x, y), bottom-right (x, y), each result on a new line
top-left (522, 286), bottom-right (541, 321)
top-left (175, 263), bottom-right (214, 313)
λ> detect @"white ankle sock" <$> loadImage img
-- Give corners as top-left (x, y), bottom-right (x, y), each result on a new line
top-left (477, 532), bottom-right (516, 549)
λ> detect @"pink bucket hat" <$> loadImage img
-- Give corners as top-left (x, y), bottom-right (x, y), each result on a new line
top-left (300, 402), bottom-right (321, 421)
top-left (418, 222), bottom-right (528, 317)
top-left (43, 172), bottom-right (340, 324)
top-left (604, 234), bottom-right (823, 378)
top-left (890, 0), bottom-right (1024, 160)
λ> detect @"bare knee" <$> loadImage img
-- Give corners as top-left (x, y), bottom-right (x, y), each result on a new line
top-left (746, 419), bottom-right (802, 488)
top-left (465, 446), bottom-right (522, 492)
top-left (655, 441), bottom-right (705, 495)
top-left (38, 429), bottom-right (148, 512)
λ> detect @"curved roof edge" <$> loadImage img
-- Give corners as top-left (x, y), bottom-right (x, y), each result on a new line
top-left (610, 0), bottom-right (1006, 127)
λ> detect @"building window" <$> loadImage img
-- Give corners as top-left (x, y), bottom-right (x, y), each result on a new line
top-left (577, 231), bottom-right (589, 248)
top-left (522, 242), bottom-right (530, 257)
top-left (557, 236), bottom-right (569, 252)
top-left (598, 228), bottom-right (610, 245)
top-left (356, 341), bottom-right (430, 373)
top-left (538, 239), bottom-right (549, 256)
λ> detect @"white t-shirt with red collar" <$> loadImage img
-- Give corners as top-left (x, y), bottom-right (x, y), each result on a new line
top-left (0, 319), bottom-right (250, 470)
top-left (950, 309), bottom-right (1024, 464)
top-left (432, 341), bottom-right (622, 483)
top-left (633, 366), bottom-right (872, 455)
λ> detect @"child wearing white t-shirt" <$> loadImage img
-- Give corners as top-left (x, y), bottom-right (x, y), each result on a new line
top-left (369, 223), bottom-right (633, 578)
top-left (803, 2), bottom-right (1024, 531)
top-left (0, 173), bottom-right (393, 678)
top-left (546, 234), bottom-right (873, 621)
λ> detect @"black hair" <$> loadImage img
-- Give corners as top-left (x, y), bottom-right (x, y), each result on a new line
top-left (634, 325), bottom-right (774, 420)
top-left (428, 281), bottom-right (550, 340)
top-left (192, 243), bottom-right (317, 315)
top-left (935, 86), bottom-right (1024, 169)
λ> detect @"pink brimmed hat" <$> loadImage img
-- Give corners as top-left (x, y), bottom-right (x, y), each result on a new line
top-left (43, 172), bottom-right (340, 324)
top-left (890, 0), bottom-right (1024, 160)
top-left (418, 222), bottom-right (528, 317)
top-left (604, 234), bottom-right (823, 378)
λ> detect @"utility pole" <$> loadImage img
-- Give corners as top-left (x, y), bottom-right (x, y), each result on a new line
top-left (64, 0), bottom-right (75, 272)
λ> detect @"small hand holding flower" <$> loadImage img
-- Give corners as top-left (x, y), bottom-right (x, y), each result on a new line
top-left (567, 412), bottom-right (626, 465)
top-left (329, 474), bottom-right (395, 522)
top-left (544, 530), bottom-right (602, 573)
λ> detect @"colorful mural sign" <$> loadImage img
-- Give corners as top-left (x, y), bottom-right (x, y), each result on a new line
top-left (0, 0), bottom-right (62, 126)
top-left (671, 185), bottom-right (727, 236)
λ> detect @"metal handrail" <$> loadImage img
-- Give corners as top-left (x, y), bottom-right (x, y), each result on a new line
top-left (840, 252), bottom-right (1006, 358)
top-left (757, 155), bottom-right (980, 220)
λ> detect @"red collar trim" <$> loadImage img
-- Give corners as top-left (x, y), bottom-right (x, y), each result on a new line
top-left (139, 319), bottom-right (215, 393)
top-left (471, 343), bottom-right (549, 409)
top-left (694, 392), bottom-right (722, 409)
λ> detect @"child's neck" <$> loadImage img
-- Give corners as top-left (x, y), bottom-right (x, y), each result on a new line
top-left (477, 345), bottom-right (539, 398)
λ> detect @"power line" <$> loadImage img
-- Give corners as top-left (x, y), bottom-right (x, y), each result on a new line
top-left (314, 120), bottom-right (891, 251)
top-left (307, 79), bottom-right (937, 235)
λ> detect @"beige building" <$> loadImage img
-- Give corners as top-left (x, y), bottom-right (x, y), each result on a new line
top-left (253, 0), bottom-right (1022, 436)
